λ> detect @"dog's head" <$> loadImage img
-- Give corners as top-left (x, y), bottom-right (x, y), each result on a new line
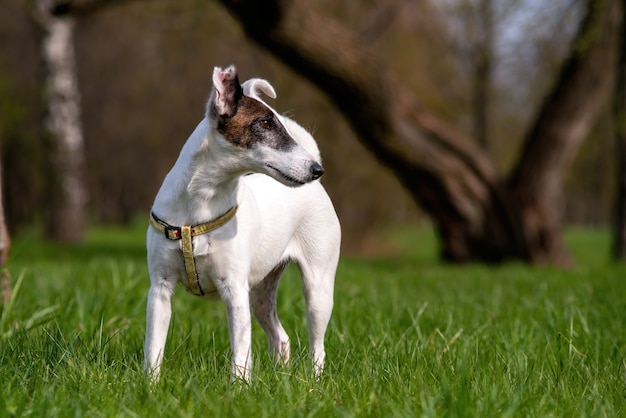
top-left (207, 65), bottom-right (323, 186)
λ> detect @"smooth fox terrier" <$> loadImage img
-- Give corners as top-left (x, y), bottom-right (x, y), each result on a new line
top-left (143, 65), bottom-right (341, 381)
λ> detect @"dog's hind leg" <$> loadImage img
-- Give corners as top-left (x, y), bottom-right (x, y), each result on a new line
top-left (299, 257), bottom-right (338, 376)
top-left (143, 278), bottom-right (175, 381)
top-left (251, 262), bottom-right (290, 364)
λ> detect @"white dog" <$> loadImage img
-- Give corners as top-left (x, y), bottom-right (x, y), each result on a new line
top-left (143, 65), bottom-right (341, 382)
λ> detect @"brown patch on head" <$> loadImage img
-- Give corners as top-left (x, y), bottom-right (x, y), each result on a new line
top-left (217, 96), bottom-right (296, 151)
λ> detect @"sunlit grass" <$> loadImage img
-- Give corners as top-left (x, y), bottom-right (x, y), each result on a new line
top-left (1, 222), bottom-right (625, 416)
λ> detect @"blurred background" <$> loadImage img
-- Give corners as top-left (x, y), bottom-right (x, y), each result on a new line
top-left (0, 0), bottom-right (619, 256)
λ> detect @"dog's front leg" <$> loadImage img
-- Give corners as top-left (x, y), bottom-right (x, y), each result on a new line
top-left (223, 283), bottom-right (253, 382)
top-left (143, 280), bottom-right (174, 381)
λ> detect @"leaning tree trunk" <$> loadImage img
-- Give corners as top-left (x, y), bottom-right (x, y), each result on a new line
top-left (613, 0), bottom-right (626, 260)
top-left (217, 0), bottom-right (619, 265)
top-left (35, 2), bottom-right (87, 243)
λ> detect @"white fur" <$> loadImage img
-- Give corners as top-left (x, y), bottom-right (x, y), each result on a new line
top-left (143, 68), bottom-right (341, 382)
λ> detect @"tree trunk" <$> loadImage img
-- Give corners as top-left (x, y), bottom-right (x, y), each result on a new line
top-left (0, 158), bottom-right (10, 304)
top-left (508, 0), bottom-right (620, 265)
top-left (36, 3), bottom-right (87, 243)
top-left (472, 0), bottom-right (494, 152)
top-left (217, 0), bottom-right (619, 265)
top-left (613, 0), bottom-right (626, 260)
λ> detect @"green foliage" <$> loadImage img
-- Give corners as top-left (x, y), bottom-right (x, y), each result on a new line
top-left (2, 223), bottom-right (625, 417)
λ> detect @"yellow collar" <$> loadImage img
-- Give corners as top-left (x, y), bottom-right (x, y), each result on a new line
top-left (149, 206), bottom-right (238, 296)
top-left (149, 206), bottom-right (238, 240)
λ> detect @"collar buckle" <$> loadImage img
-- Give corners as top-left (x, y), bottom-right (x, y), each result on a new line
top-left (164, 225), bottom-right (182, 240)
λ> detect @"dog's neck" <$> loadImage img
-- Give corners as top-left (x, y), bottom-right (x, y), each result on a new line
top-left (153, 119), bottom-right (242, 226)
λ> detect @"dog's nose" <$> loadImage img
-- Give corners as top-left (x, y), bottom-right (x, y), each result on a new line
top-left (311, 162), bottom-right (324, 180)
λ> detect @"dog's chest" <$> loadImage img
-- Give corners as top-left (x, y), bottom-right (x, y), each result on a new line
top-left (185, 255), bottom-right (221, 298)
top-left (167, 234), bottom-right (222, 298)
top-left (189, 234), bottom-right (223, 298)
top-left (178, 230), bottom-right (260, 299)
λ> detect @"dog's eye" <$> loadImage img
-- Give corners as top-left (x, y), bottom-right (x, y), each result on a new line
top-left (259, 119), bottom-right (272, 130)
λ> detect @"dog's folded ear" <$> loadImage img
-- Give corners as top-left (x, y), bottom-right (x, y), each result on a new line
top-left (242, 78), bottom-right (277, 102)
top-left (208, 65), bottom-right (243, 119)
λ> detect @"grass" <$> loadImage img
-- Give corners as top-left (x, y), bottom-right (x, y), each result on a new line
top-left (1, 220), bottom-right (625, 417)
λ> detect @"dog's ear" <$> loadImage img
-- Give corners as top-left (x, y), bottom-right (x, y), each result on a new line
top-left (208, 65), bottom-right (243, 119)
top-left (242, 78), bottom-right (277, 102)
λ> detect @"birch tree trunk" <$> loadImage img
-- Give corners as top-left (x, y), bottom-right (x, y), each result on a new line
top-left (36, 2), bottom-right (87, 242)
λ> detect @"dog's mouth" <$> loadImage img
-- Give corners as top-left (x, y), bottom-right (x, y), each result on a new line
top-left (265, 164), bottom-right (306, 186)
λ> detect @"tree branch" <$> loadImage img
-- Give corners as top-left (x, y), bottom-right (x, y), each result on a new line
top-left (49, 0), bottom-right (136, 17)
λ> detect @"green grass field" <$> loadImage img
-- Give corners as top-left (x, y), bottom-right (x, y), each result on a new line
top-left (1, 221), bottom-right (625, 417)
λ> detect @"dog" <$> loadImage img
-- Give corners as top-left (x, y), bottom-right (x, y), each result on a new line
top-left (143, 65), bottom-right (341, 382)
